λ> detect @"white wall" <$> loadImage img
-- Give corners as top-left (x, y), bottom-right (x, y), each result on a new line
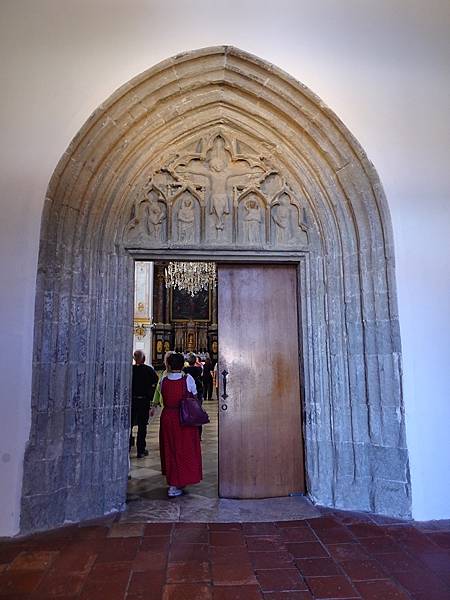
top-left (0, 0), bottom-right (448, 534)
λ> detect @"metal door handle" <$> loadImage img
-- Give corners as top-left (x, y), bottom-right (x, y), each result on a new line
top-left (221, 369), bottom-right (229, 400)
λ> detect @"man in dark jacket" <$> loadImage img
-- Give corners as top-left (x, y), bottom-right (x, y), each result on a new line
top-left (130, 350), bottom-right (158, 458)
top-left (183, 352), bottom-right (203, 402)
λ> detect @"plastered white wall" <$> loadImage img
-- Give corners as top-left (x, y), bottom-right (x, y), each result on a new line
top-left (0, 0), bottom-right (449, 535)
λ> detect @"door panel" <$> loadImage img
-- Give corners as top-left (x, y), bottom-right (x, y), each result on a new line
top-left (218, 264), bottom-right (305, 498)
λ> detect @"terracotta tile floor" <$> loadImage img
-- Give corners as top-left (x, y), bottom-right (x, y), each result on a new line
top-left (2, 405), bottom-right (449, 598)
top-left (1, 510), bottom-right (450, 599)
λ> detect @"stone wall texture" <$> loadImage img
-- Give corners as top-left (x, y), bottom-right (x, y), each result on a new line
top-left (21, 46), bottom-right (410, 533)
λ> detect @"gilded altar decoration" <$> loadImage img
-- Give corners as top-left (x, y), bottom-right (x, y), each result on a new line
top-left (123, 130), bottom-right (308, 249)
top-left (133, 322), bottom-right (149, 340)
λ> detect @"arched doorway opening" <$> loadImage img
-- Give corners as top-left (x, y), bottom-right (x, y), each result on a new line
top-left (21, 47), bottom-right (410, 533)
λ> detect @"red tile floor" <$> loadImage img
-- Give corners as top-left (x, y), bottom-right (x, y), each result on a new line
top-left (1, 507), bottom-right (449, 599)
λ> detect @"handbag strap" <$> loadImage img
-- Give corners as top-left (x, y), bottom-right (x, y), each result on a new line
top-left (182, 374), bottom-right (198, 401)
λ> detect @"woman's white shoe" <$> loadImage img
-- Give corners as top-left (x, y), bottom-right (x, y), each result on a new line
top-left (167, 486), bottom-right (183, 497)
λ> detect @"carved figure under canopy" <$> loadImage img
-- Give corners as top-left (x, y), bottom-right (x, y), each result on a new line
top-left (125, 200), bottom-right (149, 243)
top-left (272, 193), bottom-right (292, 244)
top-left (177, 194), bottom-right (195, 243)
top-left (243, 196), bottom-right (263, 244)
top-left (147, 192), bottom-right (167, 241)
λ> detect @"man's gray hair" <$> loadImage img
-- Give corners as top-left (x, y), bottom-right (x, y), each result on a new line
top-left (133, 349), bottom-right (145, 363)
top-left (186, 352), bottom-right (197, 365)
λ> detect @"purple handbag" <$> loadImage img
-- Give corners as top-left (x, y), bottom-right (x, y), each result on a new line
top-left (179, 377), bottom-right (210, 426)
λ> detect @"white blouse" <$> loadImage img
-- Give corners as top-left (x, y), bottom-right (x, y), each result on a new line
top-left (166, 372), bottom-right (197, 394)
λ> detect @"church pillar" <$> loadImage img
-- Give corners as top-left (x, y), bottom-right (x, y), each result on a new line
top-left (211, 283), bottom-right (217, 325)
top-left (152, 263), bottom-right (171, 367)
top-left (209, 283), bottom-right (218, 363)
top-left (154, 263), bottom-right (165, 323)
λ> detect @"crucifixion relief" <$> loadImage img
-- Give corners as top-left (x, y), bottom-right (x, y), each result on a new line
top-left (174, 136), bottom-right (264, 235)
top-left (123, 131), bottom-right (309, 249)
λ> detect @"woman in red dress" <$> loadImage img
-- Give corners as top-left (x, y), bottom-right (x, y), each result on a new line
top-left (159, 352), bottom-right (203, 497)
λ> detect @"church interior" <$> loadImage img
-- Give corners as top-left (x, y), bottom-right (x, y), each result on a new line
top-left (0, 1), bottom-right (449, 598)
top-left (128, 260), bottom-right (220, 504)
top-left (133, 261), bottom-right (219, 371)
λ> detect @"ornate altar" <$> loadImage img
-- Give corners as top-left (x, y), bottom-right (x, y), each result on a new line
top-left (151, 262), bottom-right (218, 367)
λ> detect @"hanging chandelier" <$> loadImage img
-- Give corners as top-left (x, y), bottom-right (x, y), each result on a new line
top-left (164, 261), bottom-right (216, 297)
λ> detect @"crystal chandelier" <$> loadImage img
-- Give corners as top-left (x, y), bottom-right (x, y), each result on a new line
top-left (164, 261), bottom-right (216, 297)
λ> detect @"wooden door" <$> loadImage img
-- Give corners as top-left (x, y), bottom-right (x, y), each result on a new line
top-left (218, 264), bottom-right (305, 498)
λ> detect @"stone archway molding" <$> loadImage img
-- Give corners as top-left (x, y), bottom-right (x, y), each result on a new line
top-left (22, 46), bottom-right (410, 533)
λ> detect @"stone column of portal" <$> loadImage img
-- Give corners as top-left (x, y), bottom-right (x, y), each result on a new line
top-left (162, 268), bottom-right (173, 356)
top-left (211, 281), bottom-right (218, 326)
top-left (152, 263), bottom-right (166, 368)
top-left (154, 263), bottom-right (165, 323)
top-left (147, 261), bottom-right (154, 364)
top-left (209, 282), bottom-right (218, 363)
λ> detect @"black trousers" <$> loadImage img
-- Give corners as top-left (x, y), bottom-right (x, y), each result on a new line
top-left (130, 397), bottom-right (150, 454)
top-left (203, 379), bottom-right (213, 401)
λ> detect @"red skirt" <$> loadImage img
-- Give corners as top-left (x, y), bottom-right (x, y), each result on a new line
top-left (159, 379), bottom-right (202, 488)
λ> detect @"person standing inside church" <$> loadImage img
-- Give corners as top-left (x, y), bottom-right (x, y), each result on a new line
top-left (130, 350), bottom-right (158, 458)
top-left (153, 350), bottom-right (175, 408)
top-left (212, 361), bottom-right (219, 400)
top-left (202, 355), bottom-right (214, 401)
top-left (159, 352), bottom-right (203, 497)
top-left (184, 352), bottom-right (203, 403)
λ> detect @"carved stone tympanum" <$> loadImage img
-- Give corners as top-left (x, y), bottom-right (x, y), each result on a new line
top-left (124, 131), bottom-right (309, 249)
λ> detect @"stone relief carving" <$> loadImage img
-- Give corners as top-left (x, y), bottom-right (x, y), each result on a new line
top-left (238, 192), bottom-right (265, 245)
top-left (174, 135), bottom-right (264, 243)
top-left (124, 199), bottom-right (149, 244)
top-left (176, 193), bottom-right (196, 243)
top-left (260, 172), bottom-right (283, 198)
top-left (272, 194), bottom-right (291, 243)
top-left (172, 191), bottom-right (200, 244)
top-left (271, 191), bottom-right (308, 246)
top-left (124, 189), bottom-right (167, 244)
top-left (243, 197), bottom-right (262, 244)
top-left (147, 191), bottom-right (167, 242)
top-left (124, 131), bottom-right (309, 249)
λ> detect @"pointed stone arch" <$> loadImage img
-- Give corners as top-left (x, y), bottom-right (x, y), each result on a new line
top-left (22, 46), bottom-right (409, 532)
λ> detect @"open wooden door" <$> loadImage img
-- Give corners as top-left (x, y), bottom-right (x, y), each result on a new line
top-left (218, 264), bottom-right (305, 498)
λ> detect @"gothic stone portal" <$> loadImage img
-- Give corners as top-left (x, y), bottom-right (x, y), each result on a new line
top-left (22, 47), bottom-right (410, 533)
